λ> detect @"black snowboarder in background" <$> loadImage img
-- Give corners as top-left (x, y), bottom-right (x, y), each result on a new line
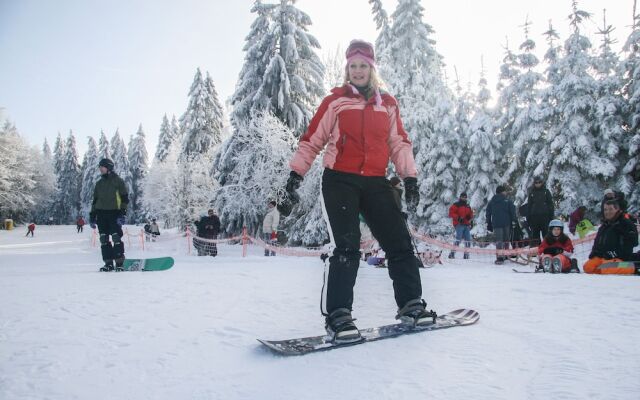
top-left (196, 209), bottom-right (220, 256)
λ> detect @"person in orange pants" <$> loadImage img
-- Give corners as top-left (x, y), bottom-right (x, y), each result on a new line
top-left (538, 219), bottom-right (576, 273)
top-left (583, 199), bottom-right (638, 275)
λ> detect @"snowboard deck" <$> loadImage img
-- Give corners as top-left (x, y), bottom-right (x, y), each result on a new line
top-left (121, 257), bottom-right (174, 271)
top-left (258, 308), bottom-right (479, 356)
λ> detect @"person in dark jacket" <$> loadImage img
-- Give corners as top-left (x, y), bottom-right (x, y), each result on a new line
top-left (196, 209), bottom-right (221, 256)
top-left (277, 39), bottom-right (433, 343)
top-left (90, 158), bottom-right (129, 271)
top-left (568, 206), bottom-right (587, 235)
top-left (526, 176), bottom-right (554, 246)
top-left (448, 192), bottom-right (473, 259)
top-left (584, 199), bottom-right (639, 274)
top-left (486, 185), bottom-right (517, 264)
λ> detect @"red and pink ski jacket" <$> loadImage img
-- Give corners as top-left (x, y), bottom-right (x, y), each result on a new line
top-left (290, 85), bottom-right (417, 178)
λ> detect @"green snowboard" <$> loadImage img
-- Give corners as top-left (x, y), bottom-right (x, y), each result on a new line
top-left (122, 257), bottom-right (174, 271)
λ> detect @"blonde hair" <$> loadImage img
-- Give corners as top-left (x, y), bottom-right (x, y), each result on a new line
top-left (343, 64), bottom-right (385, 92)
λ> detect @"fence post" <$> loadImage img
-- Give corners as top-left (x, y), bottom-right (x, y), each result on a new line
top-left (140, 229), bottom-right (145, 251)
top-left (91, 228), bottom-right (96, 247)
top-left (242, 226), bottom-right (247, 257)
top-left (124, 227), bottom-right (131, 246)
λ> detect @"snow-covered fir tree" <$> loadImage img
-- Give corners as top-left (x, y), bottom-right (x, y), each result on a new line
top-left (544, 3), bottom-right (615, 214)
top-left (619, 5), bottom-right (640, 207)
top-left (213, 112), bottom-right (295, 235)
top-left (368, 0), bottom-right (391, 59)
top-left (154, 114), bottom-right (176, 163)
top-left (98, 130), bottom-right (110, 159)
top-left (109, 130), bottom-right (132, 215)
top-left (79, 136), bottom-right (100, 217)
top-left (498, 21), bottom-right (548, 206)
top-left (322, 45), bottom-right (344, 90)
top-left (53, 132), bottom-right (66, 173)
top-left (231, 0), bottom-right (324, 135)
top-left (55, 131), bottom-right (81, 223)
top-left (42, 139), bottom-right (52, 165)
top-left (179, 69), bottom-right (224, 159)
top-left (466, 63), bottom-right (500, 230)
top-left (127, 125), bottom-right (149, 223)
top-left (451, 68), bottom-right (474, 195)
top-left (593, 9), bottom-right (626, 196)
top-left (142, 147), bottom-right (181, 228)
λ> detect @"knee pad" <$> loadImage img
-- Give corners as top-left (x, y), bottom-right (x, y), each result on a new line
top-left (111, 233), bottom-right (121, 245)
top-left (99, 234), bottom-right (110, 245)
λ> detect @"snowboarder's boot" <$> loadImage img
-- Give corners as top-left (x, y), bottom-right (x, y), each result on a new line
top-left (569, 258), bottom-right (580, 273)
top-left (100, 261), bottom-right (114, 272)
top-left (551, 258), bottom-right (562, 274)
top-left (463, 253), bottom-right (470, 260)
top-left (494, 257), bottom-right (504, 265)
top-left (396, 299), bottom-right (437, 328)
top-left (542, 257), bottom-right (551, 273)
top-left (114, 258), bottom-right (125, 272)
top-left (325, 308), bottom-right (361, 343)
top-left (448, 252), bottom-right (455, 259)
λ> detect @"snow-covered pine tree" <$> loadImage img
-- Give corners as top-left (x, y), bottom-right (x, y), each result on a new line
top-left (212, 112), bottom-right (295, 236)
top-left (98, 130), bottom-right (110, 159)
top-left (368, 0), bottom-right (391, 65)
top-left (154, 114), bottom-right (176, 163)
top-left (42, 139), bottom-right (52, 165)
top-left (55, 131), bottom-right (81, 223)
top-left (110, 129), bottom-right (132, 197)
top-left (79, 136), bottom-right (100, 217)
top-left (31, 139), bottom-right (56, 223)
top-left (452, 67), bottom-right (474, 195)
top-left (322, 45), bottom-right (344, 90)
top-left (498, 20), bottom-right (548, 205)
top-left (53, 132), bottom-right (66, 173)
top-left (466, 61), bottom-right (500, 231)
top-left (179, 69), bottom-right (225, 159)
top-left (545, 2), bottom-right (615, 214)
top-left (242, 0), bottom-right (325, 135)
top-left (619, 2), bottom-right (640, 207)
top-left (142, 147), bottom-right (180, 228)
top-left (593, 9), bottom-right (626, 197)
top-left (127, 125), bottom-right (149, 223)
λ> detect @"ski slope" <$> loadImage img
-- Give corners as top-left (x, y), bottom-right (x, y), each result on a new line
top-left (1, 225), bottom-right (638, 400)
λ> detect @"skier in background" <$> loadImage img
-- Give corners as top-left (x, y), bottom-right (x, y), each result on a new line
top-left (90, 158), bottom-right (129, 272)
top-left (262, 201), bottom-right (279, 256)
top-left (76, 216), bottom-right (85, 233)
top-left (486, 185), bottom-right (517, 264)
top-left (25, 222), bottom-right (35, 237)
top-left (277, 39), bottom-right (434, 343)
top-left (448, 191), bottom-right (473, 259)
top-left (196, 209), bottom-right (220, 257)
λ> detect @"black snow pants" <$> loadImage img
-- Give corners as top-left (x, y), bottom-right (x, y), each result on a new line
top-left (320, 169), bottom-right (422, 316)
top-left (96, 210), bottom-right (125, 263)
top-left (528, 214), bottom-right (550, 247)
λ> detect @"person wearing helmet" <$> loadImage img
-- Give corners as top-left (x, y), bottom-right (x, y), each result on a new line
top-left (537, 219), bottom-right (577, 273)
top-left (90, 158), bottom-right (129, 271)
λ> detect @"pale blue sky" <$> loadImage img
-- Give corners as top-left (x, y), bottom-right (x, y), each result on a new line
top-left (0, 0), bottom-right (631, 157)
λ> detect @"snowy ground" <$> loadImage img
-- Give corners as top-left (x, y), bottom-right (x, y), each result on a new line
top-left (1, 225), bottom-right (639, 400)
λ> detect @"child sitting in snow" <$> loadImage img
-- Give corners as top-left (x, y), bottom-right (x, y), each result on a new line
top-left (537, 219), bottom-right (579, 273)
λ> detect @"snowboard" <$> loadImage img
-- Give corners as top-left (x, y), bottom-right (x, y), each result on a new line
top-left (121, 257), bottom-right (174, 271)
top-left (258, 308), bottom-right (479, 356)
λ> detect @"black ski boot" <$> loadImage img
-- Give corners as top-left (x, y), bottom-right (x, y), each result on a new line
top-left (114, 258), bottom-right (125, 272)
top-left (569, 258), bottom-right (580, 273)
top-left (100, 261), bottom-right (114, 272)
top-left (396, 299), bottom-right (437, 327)
top-left (325, 308), bottom-right (361, 343)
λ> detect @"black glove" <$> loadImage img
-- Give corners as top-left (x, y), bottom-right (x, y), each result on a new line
top-left (89, 212), bottom-right (97, 229)
top-left (487, 222), bottom-right (493, 233)
top-left (277, 171), bottom-right (303, 217)
top-left (543, 247), bottom-right (562, 256)
top-left (403, 177), bottom-right (419, 213)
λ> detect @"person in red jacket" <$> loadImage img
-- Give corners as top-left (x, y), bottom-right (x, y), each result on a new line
top-left (568, 206), bottom-right (586, 235)
top-left (76, 216), bottom-right (85, 233)
top-left (277, 39), bottom-right (433, 343)
top-left (25, 222), bottom-right (35, 237)
top-left (538, 219), bottom-right (577, 273)
top-left (448, 192), bottom-right (473, 259)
